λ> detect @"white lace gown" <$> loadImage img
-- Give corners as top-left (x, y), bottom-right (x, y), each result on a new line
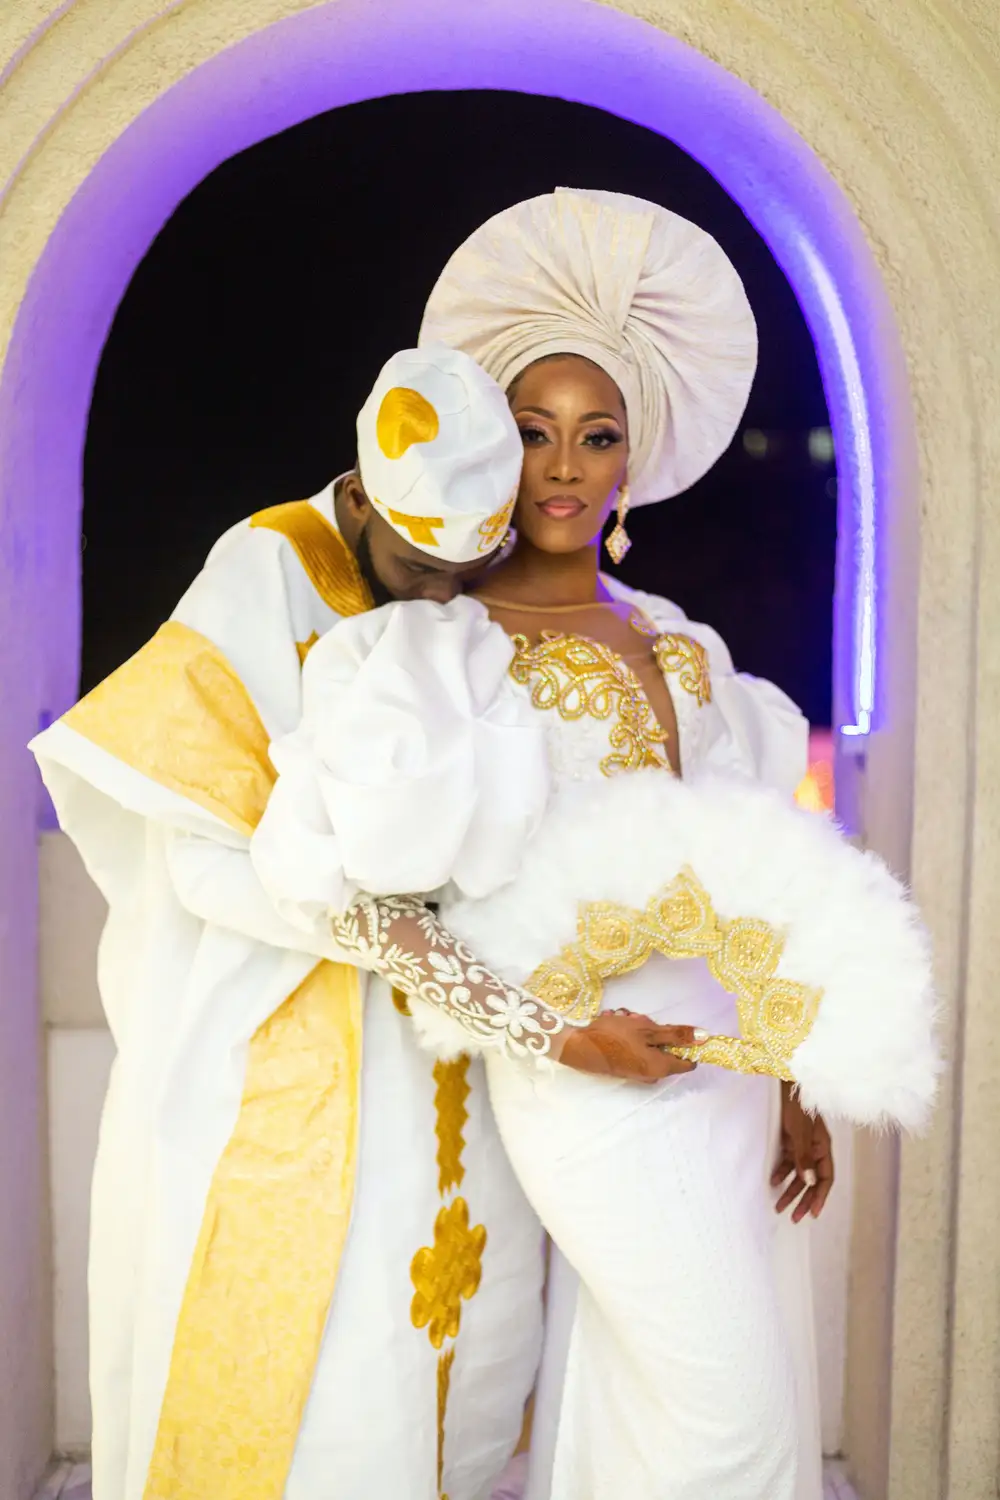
top-left (473, 582), bottom-right (824, 1500)
top-left (251, 583), bottom-right (825, 1500)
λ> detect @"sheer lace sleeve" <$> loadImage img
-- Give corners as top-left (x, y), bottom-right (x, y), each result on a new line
top-left (329, 893), bottom-right (569, 1060)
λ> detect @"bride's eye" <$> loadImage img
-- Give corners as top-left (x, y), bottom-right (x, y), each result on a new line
top-left (518, 425), bottom-right (548, 445)
top-left (583, 429), bottom-right (623, 450)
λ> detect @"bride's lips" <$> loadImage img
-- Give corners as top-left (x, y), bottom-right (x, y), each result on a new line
top-left (536, 496), bottom-right (587, 519)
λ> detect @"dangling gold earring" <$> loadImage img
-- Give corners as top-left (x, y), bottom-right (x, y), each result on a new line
top-left (605, 484), bottom-right (631, 565)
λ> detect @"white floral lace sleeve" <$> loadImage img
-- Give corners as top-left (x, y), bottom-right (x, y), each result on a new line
top-left (330, 893), bottom-right (567, 1059)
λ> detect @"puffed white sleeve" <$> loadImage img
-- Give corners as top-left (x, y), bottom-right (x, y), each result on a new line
top-left (249, 595), bottom-right (552, 923)
top-left (164, 830), bottom-right (353, 962)
top-left (248, 596), bottom-right (572, 1060)
top-left (691, 621), bottom-right (809, 795)
top-left (619, 583), bottom-right (808, 795)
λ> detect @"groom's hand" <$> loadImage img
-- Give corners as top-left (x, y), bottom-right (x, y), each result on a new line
top-left (557, 1012), bottom-right (706, 1082)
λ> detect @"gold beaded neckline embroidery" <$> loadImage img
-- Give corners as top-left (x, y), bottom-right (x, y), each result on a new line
top-left (653, 634), bottom-right (712, 708)
top-left (509, 631), bottom-right (671, 777)
top-left (508, 620), bottom-right (712, 778)
top-left (525, 866), bottom-right (821, 1079)
top-left (626, 610), bottom-right (713, 709)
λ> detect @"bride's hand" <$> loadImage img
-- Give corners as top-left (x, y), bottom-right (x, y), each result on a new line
top-left (555, 1011), bottom-right (707, 1083)
top-left (771, 1081), bottom-right (835, 1221)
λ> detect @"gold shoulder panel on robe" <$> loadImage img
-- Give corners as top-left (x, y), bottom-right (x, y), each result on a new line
top-left (62, 619), bottom-right (275, 838)
top-left (250, 499), bottom-right (373, 617)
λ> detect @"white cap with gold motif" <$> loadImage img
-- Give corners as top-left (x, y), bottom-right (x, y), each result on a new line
top-left (356, 343), bottom-right (522, 563)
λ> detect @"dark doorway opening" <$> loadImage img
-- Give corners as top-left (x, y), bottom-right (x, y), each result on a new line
top-left (83, 89), bottom-right (835, 724)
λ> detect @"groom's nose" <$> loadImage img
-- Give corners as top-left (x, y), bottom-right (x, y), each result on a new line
top-left (410, 571), bottom-right (463, 604)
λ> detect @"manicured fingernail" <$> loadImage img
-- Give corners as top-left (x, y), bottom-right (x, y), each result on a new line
top-left (693, 1028), bottom-right (709, 1042)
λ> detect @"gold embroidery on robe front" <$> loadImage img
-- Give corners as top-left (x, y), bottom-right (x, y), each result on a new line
top-left (411, 1198), bottom-right (488, 1350)
top-left (437, 1348), bottom-right (456, 1499)
top-left (250, 500), bottom-right (373, 617)
top-left (413, 1053), bottom-right (482, 1495)
top-left (526, 867), bottom-right (821, 1077)
top-left (296, 631), bottom-right (320, 665)
top-left (433, 1058), bottom-right (471, 1197)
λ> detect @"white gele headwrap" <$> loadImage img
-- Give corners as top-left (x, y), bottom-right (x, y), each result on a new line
top-left (419, 188), bottom-right (758, 506)
top-left (355, 343), bottom-right (523, 563)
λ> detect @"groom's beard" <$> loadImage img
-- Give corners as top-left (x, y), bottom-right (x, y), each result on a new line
top-left (354, 523), bottom-right (395, 608)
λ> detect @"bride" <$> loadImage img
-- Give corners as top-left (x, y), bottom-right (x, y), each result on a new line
top-left (253, 191), bottom-right (937, 1498)
top-left (423, 189), bottom-right (824, 1500)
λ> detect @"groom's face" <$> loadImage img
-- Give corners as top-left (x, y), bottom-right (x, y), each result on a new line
top-left (336, 473), bottom-right (497, 605)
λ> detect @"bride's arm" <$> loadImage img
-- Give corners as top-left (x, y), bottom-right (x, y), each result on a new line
top-left (332, 892), bottom-right (703, 1079)
top-left (329, 893), bottom-right (567, 1060)
top-left (167, 828), bottom-right (567, 1057)
top-left (169, 832), bottom-right (699, 1071)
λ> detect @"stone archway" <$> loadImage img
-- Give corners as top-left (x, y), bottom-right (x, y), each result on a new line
top-left (2, 4), bottom-right (998, 1498)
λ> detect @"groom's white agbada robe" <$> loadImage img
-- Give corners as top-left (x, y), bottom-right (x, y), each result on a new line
top-left (31, 485), bottom-right (547, 1500)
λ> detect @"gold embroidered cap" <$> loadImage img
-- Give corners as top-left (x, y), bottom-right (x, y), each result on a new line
top-left (356, 344), bottom-right (523, 563)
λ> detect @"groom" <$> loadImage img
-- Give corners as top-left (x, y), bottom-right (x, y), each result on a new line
top-left (31, 345), bottom-right (703, 1500)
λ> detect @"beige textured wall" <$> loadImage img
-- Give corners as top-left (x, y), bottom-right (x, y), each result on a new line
top-left (2, 4), bottom-right (998, 1498)
top-left (47, 1026), bottom-right (116, 1457)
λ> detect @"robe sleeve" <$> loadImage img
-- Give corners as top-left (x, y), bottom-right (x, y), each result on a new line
top-left (30, 521), bottom-right (334, 960)
top-left (166, 833), bottom-right (569, 1060)
top-left (164, 831), bottom-right (351, 961)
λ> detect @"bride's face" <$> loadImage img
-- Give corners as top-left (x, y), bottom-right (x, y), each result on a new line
top-left (508, 354), bottom-right (630, 555)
